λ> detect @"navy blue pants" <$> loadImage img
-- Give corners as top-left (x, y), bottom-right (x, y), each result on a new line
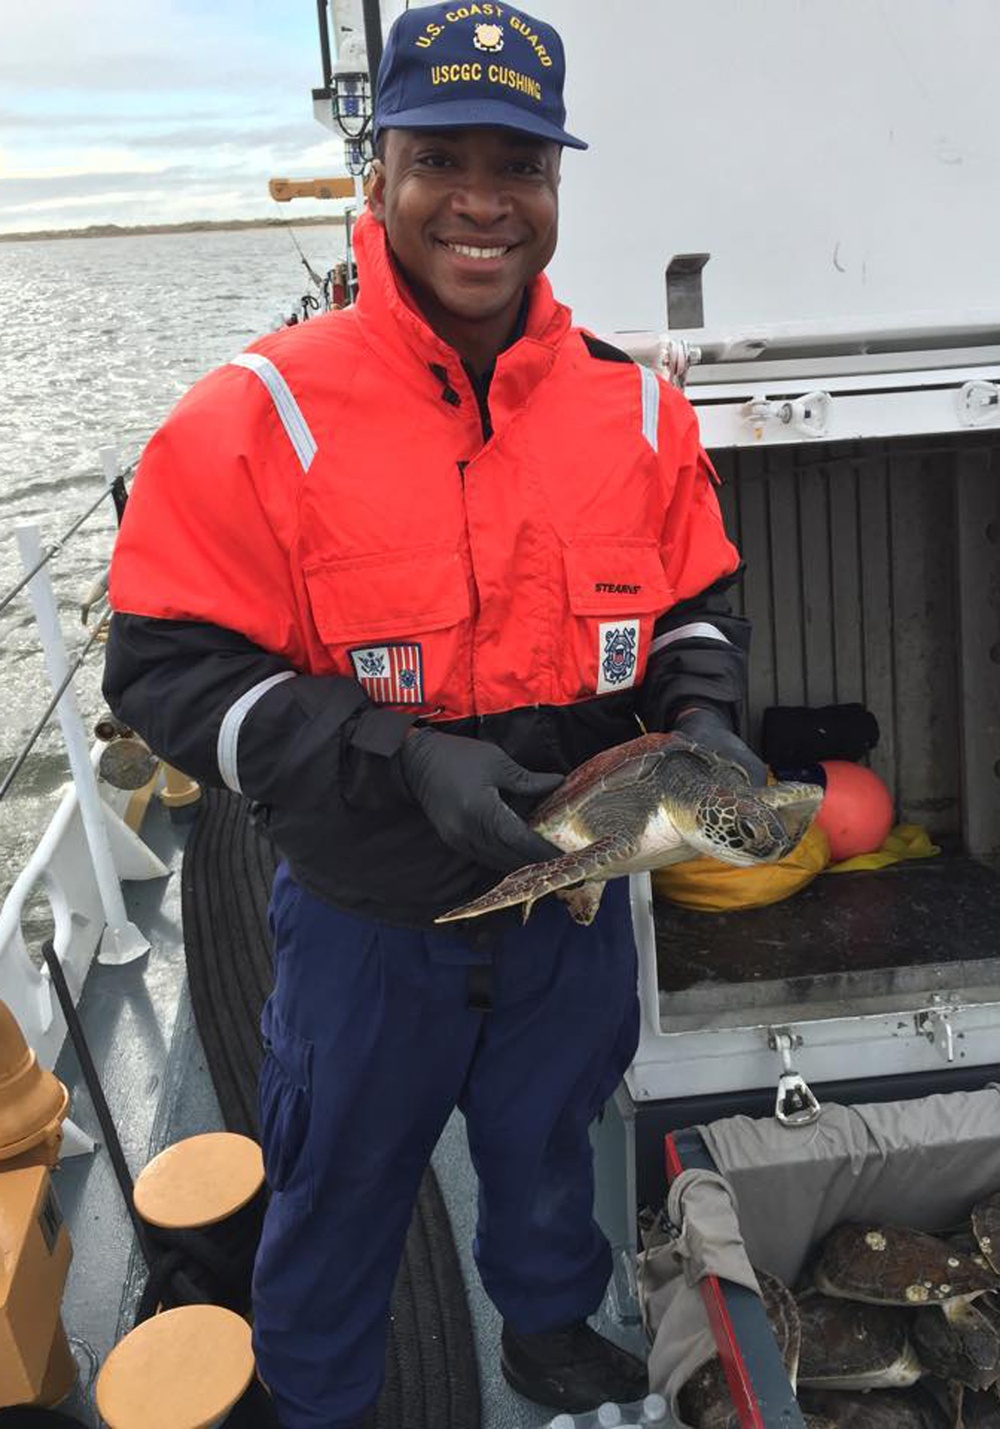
top-left (252, 864), bottom-right (640, 1429)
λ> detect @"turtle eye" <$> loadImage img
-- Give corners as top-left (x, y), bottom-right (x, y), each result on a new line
top-left (738, 818), bottom-right (759, 843)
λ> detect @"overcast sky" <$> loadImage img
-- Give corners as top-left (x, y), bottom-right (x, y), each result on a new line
top-left (0, 0), bottom-right (360, 234)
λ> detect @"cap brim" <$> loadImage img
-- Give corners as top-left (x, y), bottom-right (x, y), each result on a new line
top-left (376, 97), bottom-right (587, 150)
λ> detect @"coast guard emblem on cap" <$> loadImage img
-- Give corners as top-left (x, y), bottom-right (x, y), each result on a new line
top-left (473, 22), bottom-right (504, 52)
top-left (350, 643), bottom-right (425, 705)
top-left (596, 621), bottom-right (639, 694)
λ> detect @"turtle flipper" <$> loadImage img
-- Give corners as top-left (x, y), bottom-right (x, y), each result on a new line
top-left (435, 830), bottom-right (639, 923)
top-left (556, 880), bottom-right (606, 926)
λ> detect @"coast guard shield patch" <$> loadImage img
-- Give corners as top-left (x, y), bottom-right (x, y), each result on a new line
top-left (349, 643), bottom-right (424, 704)
top-left (596, 620), bottom-right (639, 694)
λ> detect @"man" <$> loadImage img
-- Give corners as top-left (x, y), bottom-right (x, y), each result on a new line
top-left (104, 5), bottom-right (763, 1426)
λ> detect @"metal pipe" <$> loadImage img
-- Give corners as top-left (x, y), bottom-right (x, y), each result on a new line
top-left (315, 0), bottom-right (334, 88)
top-left (15, 525), bottom-right (148, 967)
top-left (362, 0), bottom-right (383, 94)
top-left (41, 939), bottom-right (153, 1268)
top-left (0, 608), bottom-right (109, 805)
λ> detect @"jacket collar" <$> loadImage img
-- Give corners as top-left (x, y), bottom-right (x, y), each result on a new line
top-left (352, 208), bottom-right (572, 420)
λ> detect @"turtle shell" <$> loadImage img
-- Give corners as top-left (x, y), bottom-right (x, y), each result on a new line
top-left (760, 1270), bottom-right (801, 1385)
top-left (814, 1223), bottom-right (1000, 1307)
top-left (797, 1387), bottom-right (951, 1428)
top-left (911, 1297), bottom-right (1000, 1390)
top-left (947, 1225), bottom-right (995, 1274)
top-left (972, 1191), bottom-right (1000, 1275)
top-left (676, 1360), bottom-right (738, 1429)
top-left (677, 1271), bottom-right (799, 1428)
top-left (796, 1291), bottom-right (921, 1390)
top-left (962, 1386), bottom-right (1000, 1427)
top-left (531, 730), bottom-right (698, 824)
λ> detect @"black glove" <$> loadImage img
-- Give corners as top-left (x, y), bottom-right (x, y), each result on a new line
top-left (400, 729), bottom-right (564, 872)
top-left (673, 705), bottom-right (767, 787)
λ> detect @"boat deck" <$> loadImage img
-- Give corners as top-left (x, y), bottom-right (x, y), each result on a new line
top-left (49, 799), bottom-right (650, 1428)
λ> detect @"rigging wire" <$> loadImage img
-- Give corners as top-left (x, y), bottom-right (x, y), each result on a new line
top-left (285, 223), bottom-right (325, 290)
top-left (0, 466), bottom-right (134, 617)
top-left (0, 605), bottom-right (111, 805)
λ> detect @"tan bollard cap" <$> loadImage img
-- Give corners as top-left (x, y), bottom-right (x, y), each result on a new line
top-left (133, 1133), bottom-right (264, 1230)
top-left (0, 1001), bottom-right (69, 1162)
top-left (96, 1305), bottom-right (254, 1429)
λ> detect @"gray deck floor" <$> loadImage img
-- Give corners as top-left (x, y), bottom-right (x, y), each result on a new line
top-left (46, 798), bottom-right (654, 1428)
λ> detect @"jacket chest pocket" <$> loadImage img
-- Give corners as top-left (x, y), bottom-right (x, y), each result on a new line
top-left (562, 539), bottom-right (672, 696)
top-left (303, 546), bottom-right (471, 709)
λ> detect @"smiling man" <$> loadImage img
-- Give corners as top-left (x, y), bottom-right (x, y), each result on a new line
top-left (105, 4), bottom-right (763, 1427)
top-left (370, 124), bottom-right (560, 374)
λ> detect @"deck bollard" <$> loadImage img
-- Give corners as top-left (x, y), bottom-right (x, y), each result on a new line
top-left (132, 1133), bottom-right (265, 1318)
top-left (95, 1304), bottom-right (255, 1429)
top-left (158, 764), bottom-right (202, 821)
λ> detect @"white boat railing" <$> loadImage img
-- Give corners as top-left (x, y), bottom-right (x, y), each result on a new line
top-left (0, 450), bottom-right (167, 1074)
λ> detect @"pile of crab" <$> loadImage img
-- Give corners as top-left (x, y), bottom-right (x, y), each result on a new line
top-left (679, 1191), bottom-right (1000, 1428)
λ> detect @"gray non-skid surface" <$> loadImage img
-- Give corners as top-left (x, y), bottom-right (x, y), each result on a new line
top-left (432, 1111), bottom-right (651, 1429)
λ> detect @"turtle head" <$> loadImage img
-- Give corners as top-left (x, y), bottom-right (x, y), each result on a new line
top-left (689, 780), bottom-right (824, 866)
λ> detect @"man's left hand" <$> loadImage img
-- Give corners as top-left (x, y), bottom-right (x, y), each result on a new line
top-left (672, 706), bottom-right (767, 787)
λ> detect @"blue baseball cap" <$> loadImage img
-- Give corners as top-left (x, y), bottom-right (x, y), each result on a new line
top-left (373, 3), bottom-right (587, 150)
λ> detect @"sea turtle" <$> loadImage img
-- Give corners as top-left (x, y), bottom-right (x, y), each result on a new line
top-left (972, 1193), bottom-right (1000, 1275)
top-left (795, 1290), bottom-right (923, 1391)
top-left (797, 1387), bottom-right (951, 1428)
top-left (946, 1226), bottom-right (994, 1274)
top-left (676, 1272), bottom-right (800, 1428)
top-left (436, 731), bottom-right (823, 925)
top-left (814, 1223), bottom-right (1000, 1308)
top-left (961, 1386), bottom-right (1000, 1427)
top-left (912, 1294), bottom-right (1000, 1391)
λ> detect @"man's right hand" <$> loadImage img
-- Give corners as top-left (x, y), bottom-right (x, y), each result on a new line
top-left (400, 729), bottom-right (563, 872)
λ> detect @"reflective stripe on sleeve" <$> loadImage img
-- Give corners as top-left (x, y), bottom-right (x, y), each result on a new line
top-left (639, 365), bottom-right (660, 452)
top-left (217, 671), bottom-right (297, 794)
top-left (230, 353), bottom-right (317, 472)
top-left (649, 621), bottom-right (733, 656)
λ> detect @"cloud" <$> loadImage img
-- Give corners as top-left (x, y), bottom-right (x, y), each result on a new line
top-left (0, 1), bottom-right (354, 234)
top-left (0, 0), bottom-right (319, 93)
top-left (123, 121), bottom-right (321, 151)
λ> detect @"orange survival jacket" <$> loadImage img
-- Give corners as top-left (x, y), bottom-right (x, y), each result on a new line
top-left (106, 211), bottom-right (746, 925)
top-left (110, 211), bottom-right (738, 721)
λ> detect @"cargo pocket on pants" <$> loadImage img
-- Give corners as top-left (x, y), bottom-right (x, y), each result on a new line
top-left (258, 1008), bottom-right (313, 1199)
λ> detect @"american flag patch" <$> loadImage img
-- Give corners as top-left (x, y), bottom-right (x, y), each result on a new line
top-left (349, 643), bottom-right (424, 705)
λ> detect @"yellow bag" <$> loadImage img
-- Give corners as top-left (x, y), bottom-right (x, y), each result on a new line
top-left (824, 822), bottom-right (940, 873)
top-left (652, 821), bottom-right (831, 913)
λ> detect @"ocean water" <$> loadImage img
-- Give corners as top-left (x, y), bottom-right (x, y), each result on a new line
top-left (0, 224), bottom-right (344, 910)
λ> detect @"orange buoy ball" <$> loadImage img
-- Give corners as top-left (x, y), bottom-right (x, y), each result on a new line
top-left (814, 760), bottom-right (894, 861)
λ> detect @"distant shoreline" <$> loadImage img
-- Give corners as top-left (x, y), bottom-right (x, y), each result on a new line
top-left (0, 215), bottom-right (348, 245)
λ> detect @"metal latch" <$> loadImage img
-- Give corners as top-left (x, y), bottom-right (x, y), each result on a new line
top-left (768, 1027), bottom-right (822, 1127)
top-left (917, 1007), bottom-right (955, 1063)
top-left (958, 380), bottom-right (1000, 427)
top-left (663, 338), bottom-right (703, 390)
top-left (742, 390), bottom-right (831, 439)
